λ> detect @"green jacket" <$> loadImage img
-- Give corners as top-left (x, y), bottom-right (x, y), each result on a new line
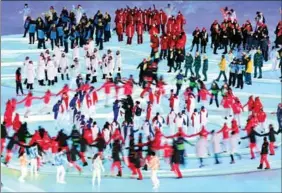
top-left (194, 55), bottom-right (201, 69)
top-left (254, 53), bottom-right (264, 67)
top-left (202, 59), bottom-right (208, 71)
top-left (185, 55), bottom-right (194, 68)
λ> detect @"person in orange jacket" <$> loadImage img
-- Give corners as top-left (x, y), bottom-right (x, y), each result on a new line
top-left (253, 97), bottom-right (263, 114)
top-left (17, 92), bottom-right (41, 118)
top-left (126, 23), bottom-right (134, 45)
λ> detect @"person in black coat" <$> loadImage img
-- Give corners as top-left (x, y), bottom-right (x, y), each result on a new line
top-left (1, 122), bottom-right (8, 157)
top-left (221, 28), bottom-right (229, 54)
top-left (175, 49), bottom-right (184, 70)
top-left (257, 137), bottom-right (270, 169)
top-left (261, 124), bottom-right (282, 155)
top-left (68, 144), bottom-right (82, 172)
top-left (241, 127), bottom-right (263, 159)
top-left (190, 27), bottom-right (201, 52)
top-left (133, 150), bottom-right (143, 180)
top-left (200, 28), bottom-right (209, 53)
top-left (111, 139), bottom-right (123, 177)
top-left (170, 139), bottom-right (183, 178)
top-left (90, 132), bottom-right (106, 155)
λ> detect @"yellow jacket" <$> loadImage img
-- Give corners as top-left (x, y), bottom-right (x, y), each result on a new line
top-left (218, 58), bottom-right (226, 71)
top-left (246, 60), bottom-right (253, 73)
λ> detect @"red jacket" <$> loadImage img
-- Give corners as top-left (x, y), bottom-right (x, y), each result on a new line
top-left (244, 98), bottom-right (254, 111)
top-left (253, 99), bottom-right (263, 113)
top-left (160, 35), bottom-right (168, 50)
top-left (92, 90), bottom-right (98, 104)
top-left (126, 24), bottom-right (134, 37)
top-left (17, 94), bottom-right (39, 107)
top-left (198, 89), bottom-right (211, 101)
top-left (116, 22), bottom-right (123, 35)
top-left (257, 111), bottom-right (266, 122)
top-left (217, 124), bottom-right (230, 139)
top-left (150, 35), bottom-right (159, 50)
top-left (189, 126), bottom-right (210, 138)
top-left (221, 97), bottom-right (232, 108)
top-left (98, 81), bottom-right (115, 94)
top-left (15, 73), bottom-right (22, 82)
top-left (149, 26), bottom-right (159, 36)
top-left (12, 113), bottom-right (21, 131)
top-left (146, 104), bottom-right (152, 121)
top-left (123, 81), bottom-right (133, 96)
top-left (166, 18), bottom-right (174, 34)
top-left (51, 139), bottom-right (59, 153)
top-left (231, 119), bottom-right (239, 134)
top-left (83, 128), bottom-right (93, 145)
top-left (168, 37), bottom-right (177, 49)
top-left (232, 102), bottom-right (243, 114)
top-left (153, 14), bottom-right (161, 25)
top-left (136, 23), bottom-right (143, 35)
top-left (176, 36), bottom-right (186, 49)
top-left (159, 11), bottom-right (167, 24)
top-left (43, 91), bottom-right (52, 104)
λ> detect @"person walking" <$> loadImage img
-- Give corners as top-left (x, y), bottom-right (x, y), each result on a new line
top-left (15, 67), bottom-right (24, 96)
top-left (216, 55), bottom-right (227, 82)
top-left (147, 151), bottom-right (160, 189)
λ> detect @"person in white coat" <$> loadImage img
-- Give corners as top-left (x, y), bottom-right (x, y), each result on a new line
top-left (26, 61), bottom-right (35, 90)
top-left (59, 52), bottom-right (70, 81)
top-left (23, 56), bottom-right (30, 85)
top-left (115, 50), bottom-right (122, 78)
top-left (52, 54), bottom-right (59, 83)
top-left (147, 151), bottom-right (160, 190)
top-left (101, 54), bottom-right (109, 79)
top-left (229, 131), bottom-right (242, 164)
top-left (37, 54), bottom-right (46, 86)
top-left (18, 152), bottom-right (29, 182)
top-left (54, 148), bottom-right (69, 184)
top-left (19, 4), bottom-right (31, 24)
top-left (190, 108), bottom-right (200, 134)
top-left (152, 113), bottom-right (165, 132)
top-left (107, 56), bottom-right (114, 81)
top-left (46, 57), bottom-right (55, 86)
top-left (270, 46), bottom-right (280, 71)
top-left (85, 53), bottom-right (92, 81)
top-left (90, 53), bottom-right (99, 83)
top-left (210, 130), bottom-right (221, 164)
top-left (141, 120), bottom-right (153, 139)
top-left (27, 143), bottom-right (40, 177)
top-left (73, 5), bottom-right (85, 25)
top-left (199, 106), bottom-right (208, 127)
top-left (166, 109), bottom-right (177, 135)
top-left (174, 113), bottom-right (186, 132)
top-left (226, 50), bottom-right (235, 79)
top-left (181, 110), bottom-right (189, 133)
top-left (92, 153), bottom-right (105, 186)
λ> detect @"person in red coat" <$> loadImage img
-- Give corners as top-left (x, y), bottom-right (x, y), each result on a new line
top-left (253, 97), bottom-right (263, 114)
top-left (116, 20), bottom-right (124, 42)
top-left (166, 17), bottom-right (175, 35)
top-left (146, 102), bottom-right (153, 121)
top-left (221, 94), bottom-right (233, 120)
top-left (97, 78), bottom-right (116, 107)
top-left (4, 100), bottom-right (13, 129)
top-left (159, 9), bottom-right (167, 34)
top-left (56, 84), bottom-right (74, 111)
top-left (150, 34), bottom-right (159, 58)
top-left (12, 113), bottom-right (21, 132)
top-left (160, 34), bottom-right (168, 59)
top-left (176, 11), bottom-right (186, 31)
top-left (39, 89), bottom-right (54, 114)
top-left (126, 23), bottom-right (134, 45)
top-left (217, 122), bottom-right (231, 152)
top-left (231, 97), bottom-right (244, 128)
top-left (243, 95), bottom-right (254, 115)
top-left (136, 21), bottom-right (144, 44)
top-left (257, 108), bottom-right (267, 132)
top-left (17, 92), bottom-right (41, 118)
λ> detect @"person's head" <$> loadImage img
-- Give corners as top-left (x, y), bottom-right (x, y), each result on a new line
top-left (263, 136), bottom-right (267, 142)
top-left (151, 151), bottom-right (156, 156)
top-left (93, 153), bottom-right (100, 160)
top-left (222, 54), bottom-right (225, 59)
top-left (24, 3), bottom-right (28, 8)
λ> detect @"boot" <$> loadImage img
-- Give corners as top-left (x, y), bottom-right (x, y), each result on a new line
top-left (257, 164), bottom-right (263, 169)
top-left (142, 164), bottom-right (148, 171)
top-left (117, 171), bottom-right (122, 177)
top-left (61, 74), bottom-right (64, 81)
top-left (66, 74), bottom-right (70, 80)
top-left (83, 162), bottom-right (88, 167)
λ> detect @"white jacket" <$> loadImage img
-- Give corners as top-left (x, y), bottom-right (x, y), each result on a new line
top-left (173, 97), bottom-right (179, 113)
top-left (199, 109), bottom-right (208, 125)
top-left (142, 122), bottom-right (151, 138)
top-left (27, 63), bottom-right (35, 84)
top-left (85, 57), bottom-right (91, 74)
top-left (211, 133), bottom-right (222, 154)
top-left (92, 157), bottom-right (104, 172)
top-left (37, 57), bottom-right (46, 80)
top-left (23, 59), bottom-right (30, 79)
top-left (230, 134), bottom-right (239, 154)
top-left (107, 59), bottom-right (114, 74)
top-left (54, 46), bottom-right (61, 63)
top-left (91, 125), bottom-right (99, 141)
top-left (47, 60), bottom-right (55, 80)
top-left (167, 111), bottom-right (176, 125)
top-left (115, 54), bottom-right (122, 72)
top-left (59, 57), bottom-right (69, 73)
top-left (175, 115), bottom-right (184, 128)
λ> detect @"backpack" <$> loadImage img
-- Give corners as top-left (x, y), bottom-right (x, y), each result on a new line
top-left (135, 106), bottom-right (142, 116)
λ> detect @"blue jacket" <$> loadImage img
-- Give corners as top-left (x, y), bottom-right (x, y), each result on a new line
top-left (229, 63), bottom-right (237, 73)
top-left (69, 32), bottom-right (76, 40)
top-left (57, 26), bottom-right (64, 37)
top-left (37, 29), bottom-right (45, 39)
top-left (53, 103), bottom-right (60, 113)
top-left (28, 24), bottom-right (36, 33)
top-left (104, 23), bottom-right (111, 31)
top-left (50, 30), bottom-right (57, 39)
top-left (69, 97), bottom-right (78, 109)
top-left (83, 29), bottom-right (91, 40)
top-left (96, 29), bottom-right (103, 39)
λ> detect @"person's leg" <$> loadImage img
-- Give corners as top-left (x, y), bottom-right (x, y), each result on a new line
top-left (92, 171), bottom-right (97, 185)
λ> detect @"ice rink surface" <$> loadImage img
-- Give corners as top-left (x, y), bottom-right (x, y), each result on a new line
top-left (1, 25), bottom-right (281, 192)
